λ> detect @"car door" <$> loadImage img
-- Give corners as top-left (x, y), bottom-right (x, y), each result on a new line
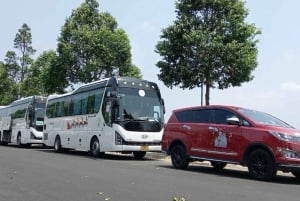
top-left (181, 109), bottom-right (214, 158)
top-left (208, 108), bottom-right (244, 161)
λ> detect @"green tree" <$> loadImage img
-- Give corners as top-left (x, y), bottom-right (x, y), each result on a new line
top-left (22, 50), bottom-right (58, 96)
top-left (0, 62), bottom-right (17, 105)
top-left (156, 0), bottom-right (261, 105)
top-left (57, 0), bottom-right (141, 89)
top-left (4, 51), bottom-right (20, 82)
top-left (14, 23), bottom-right (36, 83)
top-left (39, 50), bottom-right (65, 94)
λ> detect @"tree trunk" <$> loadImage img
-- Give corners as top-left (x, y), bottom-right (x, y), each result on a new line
top-left (205, 83), bottom-right (210, 106)
top-left (205, 74), bottom-right (210, 106)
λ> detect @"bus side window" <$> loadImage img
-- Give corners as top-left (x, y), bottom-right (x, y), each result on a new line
top-left (69, 99), bottom-right (74, 116)
top-left (73, 94), bottom-right (82, 115)
top-left (81, 92), bottom-right (88, 115)
top-left (94, 89), bottom-right (103, 114)
top-left (63, 99), bottom-right (70, 116)
top-left (46, 101), bottom-right (56, 118)
top-left (87, 94), bottom-right (95, 114)
top-left (56, 101), bottom-right (63, 117)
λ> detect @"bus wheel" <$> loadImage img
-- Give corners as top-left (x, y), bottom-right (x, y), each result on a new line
top-left (133, 151), bottom-right (146, 159)
top-left (17, 134), bottom-right (22, 147)
top-left (54, 136), bottom-right (62, 152)
top-left (91, 137), bottom-right (104, 158)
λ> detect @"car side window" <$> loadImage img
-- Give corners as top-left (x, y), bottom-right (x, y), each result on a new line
top-left (213, 109), bottom-right (237, 124)
top-left (175, 109), bottom-right (212, 123)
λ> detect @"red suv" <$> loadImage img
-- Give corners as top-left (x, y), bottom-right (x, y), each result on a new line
top-left (162, 105), bottom-right (300, 180)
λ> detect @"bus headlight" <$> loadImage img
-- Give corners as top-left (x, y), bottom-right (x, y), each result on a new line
top-left (115, 132), bottom-right (124, 145)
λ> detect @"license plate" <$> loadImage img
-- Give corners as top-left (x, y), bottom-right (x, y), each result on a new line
top-left (140, 145), bottom-right (149, 151)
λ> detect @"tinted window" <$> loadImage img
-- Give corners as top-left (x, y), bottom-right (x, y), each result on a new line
top-left (175, 109), bottom-right (211, 123)
top-left (212, 109), bottom-right (237, 124)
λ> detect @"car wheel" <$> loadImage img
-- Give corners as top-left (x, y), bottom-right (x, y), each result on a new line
top-left (54, 136), bottom-right (62, 152)
top-left (211, 161), bottom-right (227, 170)
top-left (291, 170), bottom-right (300, 179)
top-left (247, 149), bottom-right (276, 181)
top-left (170, 145), bottom-right (189, 169)
top-left (133, 151), bottom-right (146, 159)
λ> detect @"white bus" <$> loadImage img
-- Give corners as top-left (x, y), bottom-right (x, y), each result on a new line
top-left (0, 96), bottom-right (47, 146)
top-left (43, 77), bottom-right (165, 159)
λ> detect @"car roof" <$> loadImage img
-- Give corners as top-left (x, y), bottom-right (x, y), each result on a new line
top-left (172, 105), bottom-right (243, 113)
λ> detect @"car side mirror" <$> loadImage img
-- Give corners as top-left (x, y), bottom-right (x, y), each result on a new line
top-left (226, 116), bottom-right (240, 125)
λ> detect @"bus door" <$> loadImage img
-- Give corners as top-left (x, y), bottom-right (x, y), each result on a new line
top-left (99, 97), bottom-right (114, 151)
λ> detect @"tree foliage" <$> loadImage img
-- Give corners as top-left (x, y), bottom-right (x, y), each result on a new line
top-left (14, 23), bottom-right (36, 82)
top-left (156, 0), bottom-right (261, 105)
top-left (0, 61), bottom-right (18, 105)
top-left (56, 0), bottom-right (141, 89)
top-left (23, 50), bottom-right (58, 96)
top-left (0, 0), bottom-right (141, 102)
top-left (4, 51), bottom-right (19, 82)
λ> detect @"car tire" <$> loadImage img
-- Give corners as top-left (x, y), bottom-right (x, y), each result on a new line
top-left (291, 170), bottom-right (300, 179)
top-left (211, 161), bottom-right (227, 170)
top-left (133, 151), bottom-right (146, 159)
top-left (247, 149), bottom-right (276, 181)
top-left (170, 145), bottom-right (189, 169)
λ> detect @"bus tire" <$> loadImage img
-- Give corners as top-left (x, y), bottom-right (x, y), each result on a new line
top-left (90, 137), bottom-right (104, 158)
top-left (54, 136), bottom-right (62, 153)
top-left (133, 151), bottom-right (146, 159)
top-left (17, 133), bottom-right (22, 147)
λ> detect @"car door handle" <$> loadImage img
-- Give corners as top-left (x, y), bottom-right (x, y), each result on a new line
top-left (208, 126), bottom-right (218, 132)
top-left (182, 124), bottom-right (191, 130)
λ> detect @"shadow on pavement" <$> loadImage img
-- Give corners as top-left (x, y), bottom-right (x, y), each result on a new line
top-left (36, 146), bottom-right (166, 161)
top-left (158, 162), bottom-right (300, 185)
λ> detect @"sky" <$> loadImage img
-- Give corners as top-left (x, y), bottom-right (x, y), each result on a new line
top-left (1, 0), bottom-right (300, 128)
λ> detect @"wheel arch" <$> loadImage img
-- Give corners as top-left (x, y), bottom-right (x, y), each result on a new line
top-left (54, 134), bottom-right (61, 145)
top-left (17, 131), bottom-right (22, 144)
top-left (54, 134), bottom-right (61, 140)
top-left (242, 142), bottom-right (275, 165)
top-left (168, 139), bottom-right (187, 154)
top-left (17, 131), bottom-right (22, 138)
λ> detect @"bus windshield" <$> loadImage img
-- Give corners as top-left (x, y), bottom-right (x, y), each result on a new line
top-left (33, 100), bottom-right (46, 125)
top-left (117, 87), bottom-right (164, 124)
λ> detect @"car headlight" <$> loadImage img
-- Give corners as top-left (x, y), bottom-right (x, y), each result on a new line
top-left (278, 147), bottom-right (300, 159)
top-left (269, 131), bottom-right (300, 143)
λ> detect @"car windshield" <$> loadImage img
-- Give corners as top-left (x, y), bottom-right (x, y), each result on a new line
top-left (238, 108), bottom-right (293, 128)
